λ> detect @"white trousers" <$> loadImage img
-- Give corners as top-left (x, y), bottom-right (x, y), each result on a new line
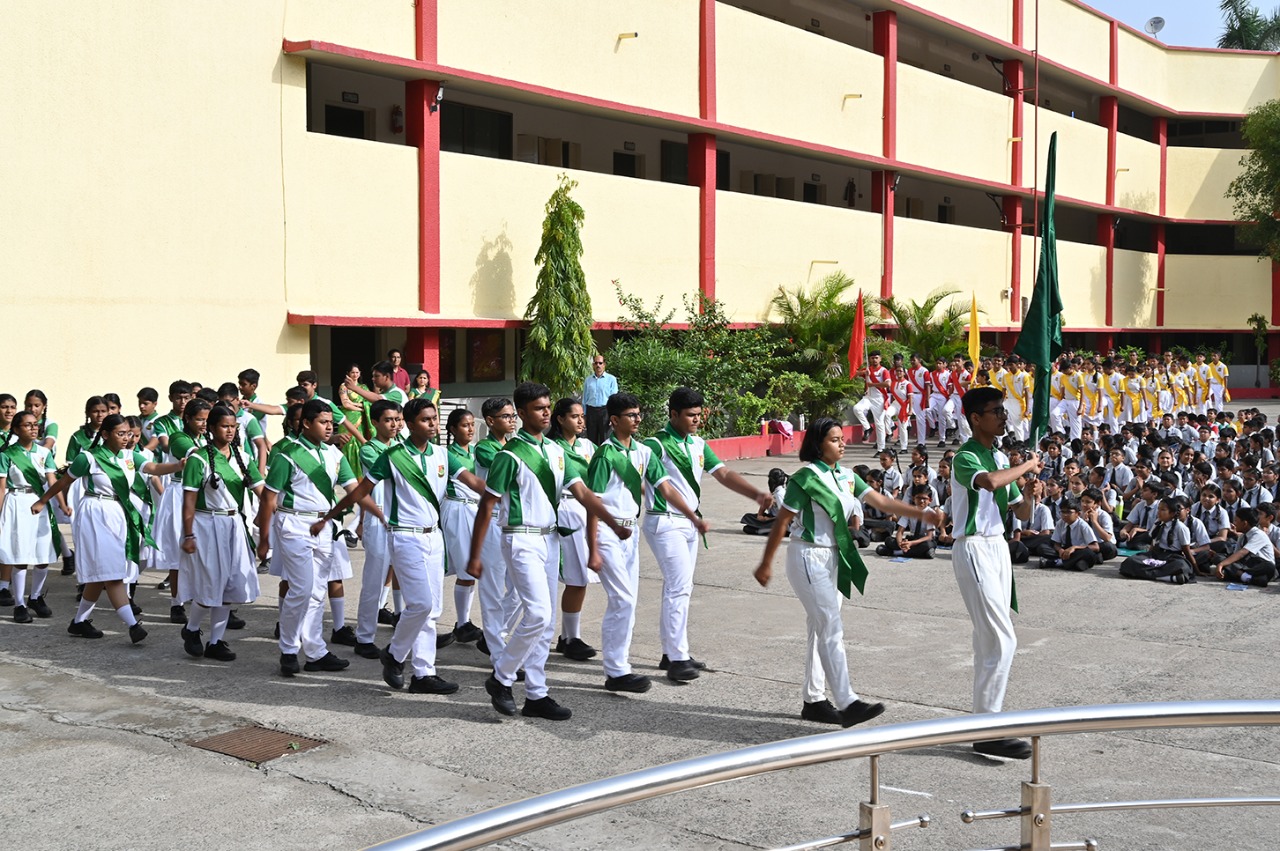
top-left (596, 522), bottom-right (640, 678)
top-left (1002, 398), bottom-right (1024, 441)
top-left (786, 542), bottom-right (859, 708)
top-left (643, 513), bottom-right (699, 662)
top-left (493, 532), bottom-right (560, 700)
top-left (387, 529), bottom-right (446, 678)
top-left (909, 393), bottom-right (928, 446)
top-left (355, 518), bottom-right (390, 644)
top-left (1209, 383), bottom-right (1225, 411)
top-left (946, 395), bottom-right (971, 441)
top-left (951, 535), bottom-right (1017, 714)
top-left (1100, 397), bottom-right (1119, 434)
top-left (881, 405), bottom-right (910, 451)
top-left (273, 513), bottom-right (333, 660)
top-left (475, 513), bottom-right (517, 656)
top-left (927, 395), bottom-right (950, 439)
top-left (853, 395), bottom-right (886, 443)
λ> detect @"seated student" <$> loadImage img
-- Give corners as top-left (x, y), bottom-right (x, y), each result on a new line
top-left (860, 469), bottom-right (896, 543)
top-left (1248, 434), bottom-right (1275, 467)
top-left (1220, 479), bottom-right (1245, 523)
top-left (1086, 466), bottom-right (1120, 515)
top-left (1040, 498), bottom-right (1101, 571)
top-left (849, 494), bottom-right (871, 548)
top-left (935, 495), bottom-right (955, 548)
top-left (1181, 496), bottom-right (1220, 575)
top-left (1039, 439), bottom-right (1066, 480)
top-left (1187, 460), bottom-right (1214, 503)
top-left (1119, 481), bottom-right (1163, 548)
top-left (900, 464), bottom-right (940, 509)
top-left (934, 457), bottom-right (952, 507)
top-left (1105, 448), bottom-right (1134, 493)
top-left (876, 484), bottom-right (937, 559)
top-left (1213, 506), bottom-right (1277, 587)
top-left (1065, 473), bottom-right (1088, 504)
top-left (1240, 466), bottom-right (1267, 508)
top-left (741, 468), bottom-right (789, 535)
top-left (1119, 497), bottom-right (1197, 584)
top-left (877, 450), bottom-right (903, 500)
top-left (1155, 470), bottom-right (1185, 499)
top-left (1189, 482), bottom-right (1232, 555)
top-left (1080, 487), bottom-right (1117, 561)
top-left (1041, 476), bottom-right (1065, 524)
top-left (1257, 502), bottom-right (1280, 551)
top-left (1120, 459), bottom-right (1153, 508)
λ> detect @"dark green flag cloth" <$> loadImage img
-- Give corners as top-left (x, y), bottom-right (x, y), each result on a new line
top-left (1012, 131), bottom-right (1065, 446)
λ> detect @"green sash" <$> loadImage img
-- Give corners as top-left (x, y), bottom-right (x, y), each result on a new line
top-left (204, 450), bottom-right (249, 512)
top-left (280, 440), bottom-right (337, 507)
top-left (88, 445), bottom-right (154, 563)
top-left (554, 438), bottom-right (590, 472)
top-left (6, 445), bottom-right (64, 555)
top-left (967, 442), bottom-right (1020, 613)
top-left (598, 443), bottom-right (642, 513)
top-left (791, 467), bottom-right (868, 598)
top-left (386, 444), bottom-right (443, 516)
top-left (653, 429), bottom-right (707, 548)
top-left (504, 438), bottom-right (559, 510)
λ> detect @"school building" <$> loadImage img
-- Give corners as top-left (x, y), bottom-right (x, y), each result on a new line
top-left (5, 0), bottom-right (1279, 417)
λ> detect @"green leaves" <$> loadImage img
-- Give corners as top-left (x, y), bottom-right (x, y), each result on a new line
top-left (1228, 99), bottom-right (1280, 263)
top-left (1219, 0), bottom-right (1280, 49)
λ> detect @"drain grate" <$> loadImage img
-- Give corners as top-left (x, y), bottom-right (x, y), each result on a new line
top-left (187, 725), bottom-right (327, 764)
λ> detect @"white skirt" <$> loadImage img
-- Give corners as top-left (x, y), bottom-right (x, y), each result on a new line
top-left (328, 533), bottom-right (354, 581)
top-left (441, 498), bottom-right (478, 578)
top-left (151, 481), bottom-right (185, 570)
top-left (0, 490), bottom-right (58, 565)
top-left (75, 497), bottom-right (131, 583)
top-left (180, 512), bottom-right (260, 607)
top-left (556, 497), bottom-right (598, 586)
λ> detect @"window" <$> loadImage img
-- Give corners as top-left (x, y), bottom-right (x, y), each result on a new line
top-left (659, 141), bottom-right (730, 188)
top-left (466, 330), bottom-right (507, 382)
top-left (324, 105), bottom-right (371, 140)
top-left (439, 330), bottom-right (457, 384)
top-left (441, 102), bottom-right (513, 159)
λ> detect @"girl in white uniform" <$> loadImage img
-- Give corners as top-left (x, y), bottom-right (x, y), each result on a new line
top-left (34, 415), bottom-right (179, 642)
top-left (0, 412), bottom-right (69, 622)
top-left (154, 398), bottom-right (211, 623)
top-left (548, 398), bottom-right (599, 661)
top-left (440, 408), bottom-right (484, 645)
top-left (179, 405), bottom-right (264, 661)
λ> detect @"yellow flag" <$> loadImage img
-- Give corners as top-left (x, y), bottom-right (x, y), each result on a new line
top-left (968, 294), bottom-right (981, 367)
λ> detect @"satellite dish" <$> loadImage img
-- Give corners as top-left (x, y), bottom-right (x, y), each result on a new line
top-left (1145, 16), bottom-right (1165, 38)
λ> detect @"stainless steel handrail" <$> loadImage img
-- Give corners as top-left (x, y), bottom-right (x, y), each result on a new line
top-left (366, 700), bottom-right (1280, 851)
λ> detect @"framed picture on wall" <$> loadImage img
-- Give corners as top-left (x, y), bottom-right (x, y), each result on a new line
top-left (439, 329), bottom-right (457, 385)
top-left (466, 329), bottom-right (506, 383)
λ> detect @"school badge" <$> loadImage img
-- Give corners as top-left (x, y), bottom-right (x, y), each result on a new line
top-left (848, 481), bottom-right (857, 495)
top-left (558, 456), bottom-right (564, 471)
top-left (438, 465), bottom-right (445, 477)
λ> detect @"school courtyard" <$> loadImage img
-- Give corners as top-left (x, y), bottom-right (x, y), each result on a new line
top-left (2, 436), bottom-right (1278, 850)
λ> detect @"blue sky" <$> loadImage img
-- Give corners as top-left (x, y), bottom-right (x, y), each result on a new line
top-left (1083, 0), bottom-right (1226, 48)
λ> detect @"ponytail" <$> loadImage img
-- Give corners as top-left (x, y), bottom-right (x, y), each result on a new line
top-left (204, 441), bottom-right (220, 491)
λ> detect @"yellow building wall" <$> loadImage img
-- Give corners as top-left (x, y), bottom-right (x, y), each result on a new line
top-left (893, 220), bottom-right (1012, 325)
top-left (1112, 249), bottom-right (1157, 329)
top-left (715, 3), bottom-right (883, 155)
top-left (1165, 52), bottom-right (1280, 116)
top-left (1022, 239), bottom-right (1108, 328)
top-left (283, 132), bottom-right (421, 316)
top-left (716, 193), bottom-right (882, 322)
top-left (897, 65), bottom-right (1012, 185)
top-left (283, 0), bottom-right (415, 59)
top-left (1024, 0), bottom-right (1112, 83)
top-left (437, 0), bottom-right (700, 117)
top-left (439, 154), bottom-right (699, 322)
top-left (931, 0), bottom-right (1012, 43)
top-left (2, 0), bottom-right (310, 439)
top-left (1166, 148), bottom-right (1246, 221)
top-left (1114, 134), bottom-right (1160, 215)
top-left (1023, 106), bottom-right (1108, 205)
top-left (1164, 256), bottom-right (1270, 328)
top-left (1115, 30), bottom-right (1169, 106)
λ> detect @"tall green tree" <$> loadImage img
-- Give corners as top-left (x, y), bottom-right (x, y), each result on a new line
top-left (1219, 0), bottom-right (1280, 50)
top-left (1226, 99), bottom-right (1280, 262)
top-left (521, 175), bottom-right (594, 400)
top-left (769, 272), bottom-right (874, 378)
top-left (876, 288), bottom-right (973, 358)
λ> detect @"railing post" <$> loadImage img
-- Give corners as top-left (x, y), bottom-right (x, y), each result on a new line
top-left (1020, 782), bottom-right (1052, 850)
top-left (860, 755), bottom-right (891, 850)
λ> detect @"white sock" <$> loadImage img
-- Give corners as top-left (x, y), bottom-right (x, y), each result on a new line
top-left (330, 596), bottom-right (345, 626)
top-left (116, 604), bottom-right (137, 627)
top-left (30, 567), bottom-right (48, 598)
top-left (210, 605), bottom-right (231, 643)
top-left (562, 611), bottom-right (581, 640)
top-left (379, 585), bottom-right (391, 609)
top-left (75, 598), bottom-right (95, 622)
top-left (186, 605), bottom-right (207, 633)
top-left (11, 569), bottom-right (26, 607)
top-left (391, 590), bottom-right (404, 613)
top-left (454, 583), bottom-right (475, 626)
top-left (1241, 572), bottom-right (1253, 583)
top-left (0, 580), bottom-right (9, 591)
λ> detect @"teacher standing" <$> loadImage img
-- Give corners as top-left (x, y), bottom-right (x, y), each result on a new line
top-left (581, 355), bottom-right (618, 445)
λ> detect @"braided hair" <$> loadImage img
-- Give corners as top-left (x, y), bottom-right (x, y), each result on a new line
top-left (82, 395), bottom-right (107, 441)
top-left (203, 405), bottom-right (240, 491)
top-left (547, 398), bottom-right (582, 442)
top-left (182, 398), bottom-right (213, 437)
top-left (6, 411), bottom-right (35, 451)
top-left (90, 414), bottom-right (128, 451)
top-left (24, 390), bottom-right (48, 441)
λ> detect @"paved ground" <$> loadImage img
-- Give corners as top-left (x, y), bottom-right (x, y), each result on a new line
top-left (3, 420), bottom-right (1280, 850)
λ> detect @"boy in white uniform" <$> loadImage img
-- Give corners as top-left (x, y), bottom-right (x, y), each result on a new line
top-left (927, 357), bottom-right (952, 447)
top-left (585, 392), bottom-right (706, 694)
top-left (907, 354), bottom-right (930, 447)
top-left (351, 400), bottom-right (401, 659)
top-left (852, 352), bottom-right (892, 449)
top-left (643, 387), bottom-right (772, 682)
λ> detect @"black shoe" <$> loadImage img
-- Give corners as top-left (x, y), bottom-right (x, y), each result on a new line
top-left (181, 627), bottom-right (204, 657)
top-left (659, 654), bottom-right (706, 671)
top-left (354, 641), bottom-right (381, 659)
top-left (376, 607), bottom-right (397, 625)
top-left (437, 630), bottom-right (456, 650)
top-left (226, 610), bottom-right (245, 630)
top-left (130, 602), bottom-right (143, 618)
top-left (128, 623), bottom-right (148, 644)
top-left (665, 659), bottom-right (701, 682)
top-left (28, 595), bottom-right (52, 618)
top-left (522, 695), bottom-right (572, 721)
top-left (156, 578), bottom-right (169, 590)
top-left (303, 652), bottom-right (351, 672)
top-left (272, 621), bottom-right (280, 640)
top-left (556, 636), bottom-right (597, 661)
top-left (330, 625), bottom-right (357, 646)
top-left (485, 674), bottom-right (516, 716)
top-left (13, 605), bottom-right (32, 624)
top-left (973, 738), bottom-right (1034, 760)
top-left (380, 645), bottom-right (405, 689)
top-left (516, 668), bottom-right (526, 682)
top-left (801, 700), bottom-right (843, 725)
top-left (280, 653), bottom-right (300, 677)
top-left (61, 554), bottom-right (76, 576)
top-left (605, 673), bottom-right (652, 693)
top-left (341, 530), bottom-right (359, 549)
top-left (476, 633), bottom-right (490, 656)
top-left (0, 589), bottom-right (14, 608)
top-left (67, 619), bottom-right (103, 639)
top-left (937, 440), bottom-right (946, 449)
top-left (839, 699), bottom-right (885, 728)
top-left (257, 559), bottom-right (270, 575)
top-left (204, 640), bottom-right (236, 661)
top-left (453, 621), bottom-right (483, 643)
top-left (408, 674), bottom-right (460, 695)
top-left (168, 604), bottom-right (186, 624)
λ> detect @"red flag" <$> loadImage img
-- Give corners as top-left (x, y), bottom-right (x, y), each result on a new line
top-left (847, 291), bottom-right (865, 378)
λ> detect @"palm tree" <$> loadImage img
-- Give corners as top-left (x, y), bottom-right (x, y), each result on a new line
top-left (876, 288), bottom-right (973, 359)
top-left (769, 272), bottom-right (875, 379)
top-left (1219, 0), bottom-right (1280, 50)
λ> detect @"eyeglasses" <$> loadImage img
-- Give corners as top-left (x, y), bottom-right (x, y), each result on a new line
top-left (619, 412), bottom-right (643, 420)
top-left (496, 414), bottom-right (518, 421)
top-left (983, 407), bottom-right (1009, 417)
top-left (593, 361), bottom-right (605, 366)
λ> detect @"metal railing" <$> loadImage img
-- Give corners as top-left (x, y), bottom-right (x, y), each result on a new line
top-left (366, 700), bottom-right (1280, 851)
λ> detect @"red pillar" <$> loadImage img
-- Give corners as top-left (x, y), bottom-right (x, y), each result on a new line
top-left (1155, 223), bottom-right (1166, 330)
top-left (1099, 96), bottom-right (1118, 328)
top-left (699, 0), bottom-right (716, 121)
top-left (688, 133), bottom-right (717, 304)
top-left (873, 11), bottom-right (897, 305)
top-left (1272, 261), bottom-right (1280, 326)
top-left (1098, 214), bottom-right (1116, 329)
top-left (1005, 57), bottom-right (1025, 323)
top-left (1108, 20), bottom-right (1119, 86)
top-left (406, 328), bottom-right (440, 386)
top-left (1012, 0), bottom-right (1024, 46)
top-left (409, 2), bottom-right (441, 315)
top-left (872, 171), bottom-right (896, 303)
top-left (1005, 197), bottom-right (1024, 325)
top-left (1156, 116), bottom-right (1168, 217)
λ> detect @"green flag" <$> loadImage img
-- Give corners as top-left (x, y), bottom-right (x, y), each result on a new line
top-left (1012, 131), bottom-right (1064, 445)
